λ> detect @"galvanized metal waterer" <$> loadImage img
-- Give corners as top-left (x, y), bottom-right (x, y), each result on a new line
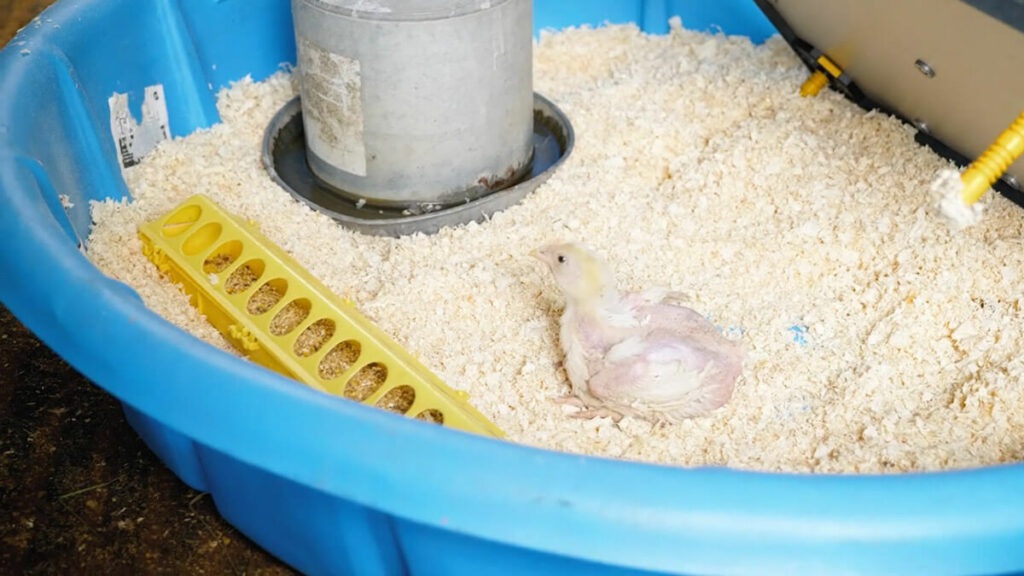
top-left (266, 0), bottom-right (574, 236)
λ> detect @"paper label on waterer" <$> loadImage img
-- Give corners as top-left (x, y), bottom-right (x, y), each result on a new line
top-left (108, 85), bottom-right (171, 171)
top-left (297, 38), bottom-right (367, 177)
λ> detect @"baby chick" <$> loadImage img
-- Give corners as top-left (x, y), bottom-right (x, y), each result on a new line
top-left (533, 242), bottom-right (743, 423)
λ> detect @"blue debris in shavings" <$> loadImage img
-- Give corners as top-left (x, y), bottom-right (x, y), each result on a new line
top-left (706, 315), bottom-right (744, 339)
top-left (787, 323), bottom-right (809, 346)
top-left (722, 325), bottom-right (744, 339)
top-left (775, 404), bottom-right (811, 422)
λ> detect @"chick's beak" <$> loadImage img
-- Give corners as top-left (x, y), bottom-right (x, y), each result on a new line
top-left (530, 246), bottom-right (548, 263)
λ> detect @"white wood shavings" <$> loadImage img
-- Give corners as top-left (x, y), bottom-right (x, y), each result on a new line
top-left (931, 168), bottom-right (985, 230)
top-left (86, 26), bottom-right (1024, 474)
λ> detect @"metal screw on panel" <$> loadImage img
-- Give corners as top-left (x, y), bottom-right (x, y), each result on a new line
top-left (914, 59), bottom-right (935, 78)
top-left (1006, 174), bottom-right (1020, 189)
top-left (912, 118), bottom-right (929, 133)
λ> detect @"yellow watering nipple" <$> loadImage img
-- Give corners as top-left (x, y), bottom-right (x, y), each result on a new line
top-left (139, 195), bottom-right (503, 438)
top-left (799, 55), bottom-right (843, 98)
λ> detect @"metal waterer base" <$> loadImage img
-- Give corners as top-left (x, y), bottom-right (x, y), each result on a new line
top-left (262, 94), bottom-right (575, 237)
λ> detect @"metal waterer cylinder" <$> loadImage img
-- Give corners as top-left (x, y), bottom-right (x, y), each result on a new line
top-left (291, 0), bottom-right (535, 209)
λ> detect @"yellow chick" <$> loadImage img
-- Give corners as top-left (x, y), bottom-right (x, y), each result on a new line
top-left (533, 242), bottom-right (743, 423)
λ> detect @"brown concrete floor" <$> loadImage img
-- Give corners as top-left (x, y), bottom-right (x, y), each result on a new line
top-left (1, 2), bottom-right (294, 574)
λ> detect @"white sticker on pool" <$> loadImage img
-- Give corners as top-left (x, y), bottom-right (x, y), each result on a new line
top-left (108, 85), bottom-right (171, 172)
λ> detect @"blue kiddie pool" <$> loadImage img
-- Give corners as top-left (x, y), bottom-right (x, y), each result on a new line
top-left (2, 1), bottom-right (1024, 574)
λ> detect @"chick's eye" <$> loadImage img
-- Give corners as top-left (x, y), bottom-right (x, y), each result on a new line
top-left (557, 255), bottom-right (566, 264)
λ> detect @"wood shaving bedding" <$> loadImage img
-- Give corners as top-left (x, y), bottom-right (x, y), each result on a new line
top-left (86, 22), bottom-right (1024, 474)
top-left (932, 167), bottom-right (986, 230)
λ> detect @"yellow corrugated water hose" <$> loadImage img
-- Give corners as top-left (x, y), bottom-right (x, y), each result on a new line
top-left (960, 111), bottom-right (1024, 205)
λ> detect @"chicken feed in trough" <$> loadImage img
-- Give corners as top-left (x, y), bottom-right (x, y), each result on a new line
top-left (85, 19), bottom-right (1024, 474)
top-left (137, 193), bottom-right (503, 436)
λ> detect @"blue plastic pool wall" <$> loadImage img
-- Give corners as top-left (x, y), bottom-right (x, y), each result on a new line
top-left (3, 1), bottom-right (1024, 575)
